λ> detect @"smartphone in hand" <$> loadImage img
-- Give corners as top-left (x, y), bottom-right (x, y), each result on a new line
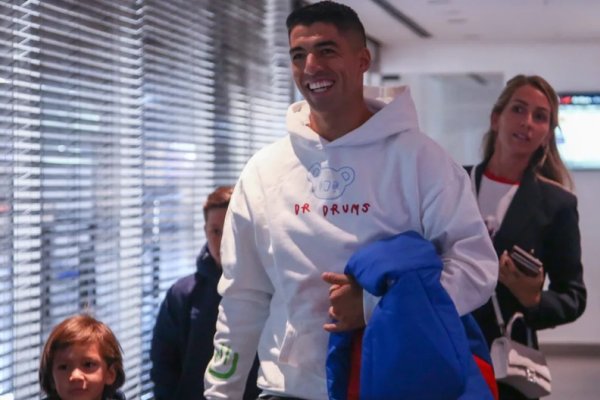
top-left (509, 245), bottom-right (543, 277)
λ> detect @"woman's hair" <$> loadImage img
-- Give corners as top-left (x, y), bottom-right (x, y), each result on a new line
top-left (39, 314), bottom-right (125, 398)
top-left (482, 74), bottom-right (572, 189)
top-left (203, 186), bottom-right (233, 221)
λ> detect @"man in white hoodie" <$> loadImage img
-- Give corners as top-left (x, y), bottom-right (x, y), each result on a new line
top-left (204, 2), bottom-right (498, 399)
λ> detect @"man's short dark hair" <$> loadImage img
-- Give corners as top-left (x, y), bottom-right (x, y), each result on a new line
top-left (286, 1), bottom-right (367, 47)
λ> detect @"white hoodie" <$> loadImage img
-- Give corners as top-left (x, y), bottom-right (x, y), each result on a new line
top-left (205, 87), bottom-right (498, 400)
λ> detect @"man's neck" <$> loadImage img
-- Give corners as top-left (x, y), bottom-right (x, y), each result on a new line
top-left (308, 101), bottom-right (373, 142)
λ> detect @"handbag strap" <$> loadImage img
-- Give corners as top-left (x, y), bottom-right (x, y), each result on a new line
top-left (505, 312), bottom-right (525, 337)
top-left (494, 302), bottom-right (535, 346)
top-left (490, 292), bottom-right (506, 335)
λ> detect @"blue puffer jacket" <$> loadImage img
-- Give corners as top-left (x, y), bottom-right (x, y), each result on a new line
top-left (326, 231), bottom-right (496, 400)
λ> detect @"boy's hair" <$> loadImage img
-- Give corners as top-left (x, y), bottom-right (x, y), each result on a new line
top-left (286, 1), bottom-right (367, 47)
top-left (203, 186), bottom-right (233, 221)
top-left (39, 314), bottom-right (125, 398)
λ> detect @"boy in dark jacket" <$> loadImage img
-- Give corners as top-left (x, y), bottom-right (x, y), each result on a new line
top-left (150, 186), bottom-right (260, 400)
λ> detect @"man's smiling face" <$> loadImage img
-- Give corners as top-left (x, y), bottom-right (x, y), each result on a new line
top-left (289, 22), bottom-right (370, 115)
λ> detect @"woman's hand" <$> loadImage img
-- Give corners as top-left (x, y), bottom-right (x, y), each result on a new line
top-left (498, 250), bottom-right (544, 307)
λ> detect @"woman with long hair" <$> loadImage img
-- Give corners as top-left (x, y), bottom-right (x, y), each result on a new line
top-left (468, 75), bottom-right (586, 399)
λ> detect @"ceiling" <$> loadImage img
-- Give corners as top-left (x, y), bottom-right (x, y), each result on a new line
top-left (320, 0), bottom-right (600, 46)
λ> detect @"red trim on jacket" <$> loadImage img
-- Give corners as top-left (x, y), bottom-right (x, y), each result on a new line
top-left (347, 329), bottom-right (363, 400)
top-left (474, 354), bottom-right (499, 400)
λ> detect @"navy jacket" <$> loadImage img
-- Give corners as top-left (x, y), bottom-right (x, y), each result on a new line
top-left (150, 245), bottom-right (260, 400)
top-left (326, 231), bottom-right (496, 400)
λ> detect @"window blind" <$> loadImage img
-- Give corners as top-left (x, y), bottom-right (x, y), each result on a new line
top-left (0, 0), bottom-right (291, 398)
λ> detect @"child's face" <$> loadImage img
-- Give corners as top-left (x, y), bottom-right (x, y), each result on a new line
top-left (52, 342), bottom-right (116, 400)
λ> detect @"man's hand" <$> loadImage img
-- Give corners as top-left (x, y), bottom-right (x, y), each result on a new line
top-left (322, 272), bottom-right (365, 332)
top-left (498, 250), bottom-right (544, 308)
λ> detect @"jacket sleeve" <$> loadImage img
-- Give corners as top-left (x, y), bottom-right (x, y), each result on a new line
top-left (204, 165), bottom-right (273, 399)
top-left (417, 144), bottom-right (498, 316)
top-left (150, 287), bottom-right (185, 399)
top-left (526, 199), bottom-right (586, 329)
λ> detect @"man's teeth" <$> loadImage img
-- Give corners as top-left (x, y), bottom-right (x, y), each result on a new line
top-left (308, 81), bottom-right (333, 92)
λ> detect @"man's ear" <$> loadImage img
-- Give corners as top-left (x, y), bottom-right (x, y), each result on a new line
top-left (358, 47), bottom-right (371, 73)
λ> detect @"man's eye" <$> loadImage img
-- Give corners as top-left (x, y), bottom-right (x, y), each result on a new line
top-left (291, 53), bottom-right (305, 61)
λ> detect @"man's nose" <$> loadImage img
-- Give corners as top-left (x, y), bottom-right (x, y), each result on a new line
top-left (304, 53), bottom-right (323, 74)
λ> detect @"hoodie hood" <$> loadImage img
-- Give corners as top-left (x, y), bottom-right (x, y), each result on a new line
top-left (286, 85), bottom-right (420, 148)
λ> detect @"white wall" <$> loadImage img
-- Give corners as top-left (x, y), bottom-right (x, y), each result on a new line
top-left (397, 73), bottom-right (504, 165)
top-left (382, 42), bottom-right (600, 344)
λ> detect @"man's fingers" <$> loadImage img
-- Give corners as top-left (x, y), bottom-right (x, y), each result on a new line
top-left (328, 306), bottom-right (338, 320)
top-left (328, 284), bottom-right (341, 295)
top-left (322, 271), bottom-right (364, 333)
top-left (324, 307), bottom-right (342, 333)
top-left (323, 321), bottom-right (346, 333)
top-left (322, 272), bottom-right (351, 286)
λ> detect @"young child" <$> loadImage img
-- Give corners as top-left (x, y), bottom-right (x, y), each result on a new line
top-left (39, 314), bottom-right (126, 400)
